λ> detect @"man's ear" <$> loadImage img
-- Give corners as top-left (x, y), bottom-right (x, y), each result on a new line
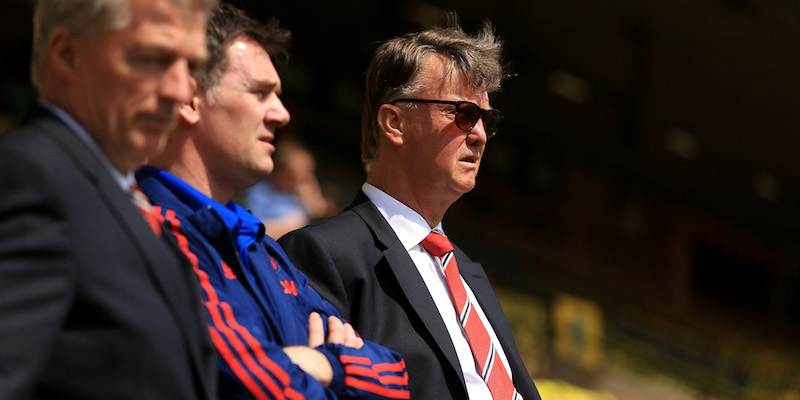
top-left (48, 27), bottom-right (78, 83)
top-left (178, 96), bottom-right (201, 125)
top-left (178, 78), bottom-right (201, 124)
top-left (377, 104), bottom-right (404, 146)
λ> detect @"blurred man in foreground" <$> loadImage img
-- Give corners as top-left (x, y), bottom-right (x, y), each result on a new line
top-left (0, 0), bottom-right (217, 398)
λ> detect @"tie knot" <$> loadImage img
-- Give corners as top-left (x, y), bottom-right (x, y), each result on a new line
top-left (421, 231), bottom-right (454, 258)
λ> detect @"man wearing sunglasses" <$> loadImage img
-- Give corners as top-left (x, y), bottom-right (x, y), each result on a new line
top-left (280, 15), bottom-right (541, 400)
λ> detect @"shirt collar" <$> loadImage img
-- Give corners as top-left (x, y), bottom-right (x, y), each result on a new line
top-left (38, 99), bottom-right (135, 191)
top-left (361, 182), bottom-right (443, 250)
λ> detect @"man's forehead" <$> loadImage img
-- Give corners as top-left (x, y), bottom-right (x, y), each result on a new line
top-left (125, 0), bottom-right (208, 35)
top-left (128, 0), bottom-right (206, 20)
top-left (122, 1), bottom-right (208, 53)
top-left (417, 58), bottom-right (485, 102)
top-left (226, 38), bottom-right (273, 71)
top-left (223, 39), bottom-right (281, 87)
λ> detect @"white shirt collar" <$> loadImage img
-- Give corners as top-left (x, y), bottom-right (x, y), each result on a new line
top-left (361, 182), bottom-right (444, 250)
top-left (38, 99), bottom-right (135, 191)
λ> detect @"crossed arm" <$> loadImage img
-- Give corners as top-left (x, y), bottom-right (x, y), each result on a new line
top-left (158, 208), bottom-right (408, 399)
top-left (284, 311), bottom-right (364, 386)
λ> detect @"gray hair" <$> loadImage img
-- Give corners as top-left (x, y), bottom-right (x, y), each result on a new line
top-left (30, 0), bottom-right (217, 92)
top-left (360, 13), bottom-right (505, 172)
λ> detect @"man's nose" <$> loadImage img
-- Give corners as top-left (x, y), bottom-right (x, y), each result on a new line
top-left (158, 59), bottom-right (193, 104)
top-left (266, 96), bottom-right (291, 127)
top-left (467, 117), bottom-right (488, 145)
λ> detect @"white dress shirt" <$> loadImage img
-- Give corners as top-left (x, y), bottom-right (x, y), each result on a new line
top-left (362, 182), bottom-right (514, 399)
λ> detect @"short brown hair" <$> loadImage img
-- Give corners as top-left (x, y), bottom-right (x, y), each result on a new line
top-left (360, 13), bottom-right (505, 172)
top-left (193, 3), bottom-right (291, 101)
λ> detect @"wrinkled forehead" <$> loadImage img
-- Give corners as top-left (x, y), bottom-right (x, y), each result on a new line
top-left (112, 0), bottom-right (208, 63)
top-left (127, 0), bottom-right (206, 25)
top-left (414, 53), bottom-right (489, 103)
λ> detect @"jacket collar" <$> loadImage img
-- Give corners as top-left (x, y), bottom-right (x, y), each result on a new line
top-left (38, 100), bottom-right (135, 191)
top-left (136, 167), bottom-right (265, 272)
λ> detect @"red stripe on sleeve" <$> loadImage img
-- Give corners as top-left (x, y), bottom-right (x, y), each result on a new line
top-left (340, 355), bottom-right (407, 375)
top-left (339, 355), bottom-right (371, 365)
top-left (218, 301), bottom-right (302, 390)
top-left (373, 359), bottom-right (407, 374)
top-left (209, 328), bottom-right (270, 400)
top-left (163, 210), bottom-right (293, 400)
top-left (341, 355), bottom-right (409, 388)
top-left (344, 364), bottom-right (379, 379)
top-left (344, 377), bottom-right (411, 399)
top-left (344, 365), bottom-right (409, 386)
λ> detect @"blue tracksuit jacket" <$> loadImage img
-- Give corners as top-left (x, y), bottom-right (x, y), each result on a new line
top-left (136, 167), bottom-right (409, 400)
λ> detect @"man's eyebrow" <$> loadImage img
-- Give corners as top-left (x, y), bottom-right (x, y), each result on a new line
top-left (133, 41), bottom-right (191, 54)
top-left (249, 79), bottom-right (282, 95)
top-left (128, 43), bottom-right (207, 65)
top-left (126, 44), bottom-right (170, 58)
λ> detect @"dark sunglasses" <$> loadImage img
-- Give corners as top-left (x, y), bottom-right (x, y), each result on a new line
top-left (390, 98), bottom-right (503, 138)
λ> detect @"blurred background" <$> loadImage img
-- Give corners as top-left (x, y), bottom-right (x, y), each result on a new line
top-left (3, 0), bottom-right (800, 398)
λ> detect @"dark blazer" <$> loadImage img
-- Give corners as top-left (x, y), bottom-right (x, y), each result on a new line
top-left (279, 191), bottom-right (541, 400)
top-left (0, 106), bottom-right (216, 399)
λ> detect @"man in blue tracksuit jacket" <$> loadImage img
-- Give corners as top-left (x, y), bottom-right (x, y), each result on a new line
top-left (137, 166), bottom-right (408, 400)
top-left (135, 4), bottom-right (409, 400)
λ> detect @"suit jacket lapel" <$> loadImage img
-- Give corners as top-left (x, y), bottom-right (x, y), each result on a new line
top-left (459, 257), bottom-right (512, 346)
top-left (460, 254), bottom-right (534, 394)
top-left (34, 107), bottom-right (210, 395)
top-left (349, 192), bottom-right (466, 387)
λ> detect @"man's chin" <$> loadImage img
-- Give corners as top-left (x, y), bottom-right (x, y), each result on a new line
top-left (258, 162), bottom-right (274, 178)
top-left (129, 132), bottom-right (169, 164)
top-left (449, 180), bottom-right (477, 197)
top-left (243, 165), bottom-right (275, 188)
top-left (457, 173), bottom-right (478, 191)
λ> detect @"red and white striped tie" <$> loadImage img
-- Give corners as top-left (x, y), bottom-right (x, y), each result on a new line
top-left (422, 231), bottom-right (520, 400)
top-left (130, 184), bottom-right (162, 237)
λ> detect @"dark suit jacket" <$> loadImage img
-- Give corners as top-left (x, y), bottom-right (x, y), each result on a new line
top-left (279, 191), bottom-right (541, 400)
top-left (0, 106), bottom-right (216, 399)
